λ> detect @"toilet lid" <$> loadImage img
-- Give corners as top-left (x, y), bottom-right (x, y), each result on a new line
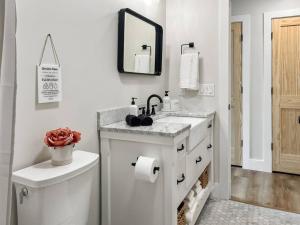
top-left (12, 150), bottom-right (99, 188)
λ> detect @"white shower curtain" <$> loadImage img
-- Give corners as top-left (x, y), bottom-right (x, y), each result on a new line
top-left (0, 0), bottom-right (16, 224)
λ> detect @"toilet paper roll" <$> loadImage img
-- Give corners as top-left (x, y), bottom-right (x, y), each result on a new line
top-left (134, 156), bottom-right (159, 183)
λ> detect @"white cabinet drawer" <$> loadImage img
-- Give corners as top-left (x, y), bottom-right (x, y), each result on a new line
top-left (176, 157), bottom-right (186, 206)
top-left (186, 136), bottom-right (212, 189)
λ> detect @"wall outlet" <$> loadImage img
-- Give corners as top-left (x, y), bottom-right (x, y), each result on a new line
top-left (198, 83), bottom-right (215, 96)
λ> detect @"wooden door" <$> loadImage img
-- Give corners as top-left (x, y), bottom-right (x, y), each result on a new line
top-left (272, 17), bottom-right (300, 174)
top-left (231, 22), bottom-right (243, 166)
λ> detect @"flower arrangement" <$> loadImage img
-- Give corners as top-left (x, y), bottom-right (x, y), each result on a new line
top-left (44, 127), bottom-right (81, 148)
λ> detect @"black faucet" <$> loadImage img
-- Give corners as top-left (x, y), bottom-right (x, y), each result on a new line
top-left (146, 94), bottom-right (163, 116)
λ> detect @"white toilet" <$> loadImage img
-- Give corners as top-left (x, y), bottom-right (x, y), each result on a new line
top-left (12, 150), bottom-right (99, 225)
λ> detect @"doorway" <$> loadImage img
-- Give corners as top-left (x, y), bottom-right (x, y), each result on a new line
top-left (230, 15), bottom-right (251, 171)
top-left (230, 3), bottom-right (300, 214)
top-left (231, 21), bottom-right (243, 167)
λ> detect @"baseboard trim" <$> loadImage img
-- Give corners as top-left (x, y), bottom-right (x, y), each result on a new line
top-left (243, 158), bottom-right (272, 173)
top-left (211, 183), bottom-right (230, 200)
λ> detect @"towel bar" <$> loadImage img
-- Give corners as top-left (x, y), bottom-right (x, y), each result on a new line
top-left (142, 44), bottom-right (152, 56)
top-left (134, 45), bottom-right (152, 56)
top-left (181, 42), bottom-right (200, 55)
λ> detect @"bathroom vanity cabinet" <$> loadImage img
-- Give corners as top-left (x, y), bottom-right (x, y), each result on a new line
top-left (98, 109), bottom-right (215, 225)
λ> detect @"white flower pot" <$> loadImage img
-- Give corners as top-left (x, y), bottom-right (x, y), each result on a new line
top-left (49, 144), bottom-right (74, 166)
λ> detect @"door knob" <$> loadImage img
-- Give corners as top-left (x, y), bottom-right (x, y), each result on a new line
top-left (298, 116), bottom-right (300, 124)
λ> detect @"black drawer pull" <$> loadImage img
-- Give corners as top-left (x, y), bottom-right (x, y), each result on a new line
top-left (196, 156), bottom-right (202, 164)
top-left (207, 144), bottom-right (212, 149)
top-left (177, 144), bottom-right (185, 152)
top-left (208, 124), bottom-right (212, 128)
top-left (177, 173), bottom-right (185, 184)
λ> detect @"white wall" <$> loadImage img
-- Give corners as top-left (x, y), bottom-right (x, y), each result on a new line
top-left (1, 0), bottom-right (16, 224)
top-left (231, 0), bottom-right (300, 159)
top-left (0, 0), bottom-right (4, 65)
top-left (166, 0), bottom-right (230, 198)
top-left (166, 0), bottom-right (219, 112)
top-left (13, 0), bottom-right (166, 224)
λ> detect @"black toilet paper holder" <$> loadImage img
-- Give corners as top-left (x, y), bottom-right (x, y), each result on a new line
top-left (131, 157), bottom-right (160, 174)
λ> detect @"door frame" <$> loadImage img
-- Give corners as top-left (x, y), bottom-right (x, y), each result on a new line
top-left (215, 0), bottom-right (230, 199)
top-left (263, 8), bottom-right (300, 173)
top-left (230, 15), bottom-right (251, 170)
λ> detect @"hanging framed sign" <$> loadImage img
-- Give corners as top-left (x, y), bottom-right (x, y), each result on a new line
top-left (37, 34), bottom-right (62, 103)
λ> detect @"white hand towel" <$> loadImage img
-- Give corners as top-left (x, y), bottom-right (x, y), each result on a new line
top-left (135, 54), bottom-right (150, 73)
top-left (194, 186), bottom-right (203, 196)
top-left (180, 53), bottom-right (199, 90)
top-left (184, 196), bottom-right (196, 209)
top-left (186, 190), bottom-right (195, 202)
top-left (195, 180), bottom-right (201, 188)
top-left (196, 190), bottom-right (204, 201)
top-left (185, 201), bottom-right (198, 223)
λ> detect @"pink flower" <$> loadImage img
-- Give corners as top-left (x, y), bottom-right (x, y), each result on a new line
top-left (44, 127), bottom-right (81, 147)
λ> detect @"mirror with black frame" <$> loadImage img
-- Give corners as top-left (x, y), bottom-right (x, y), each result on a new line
top-left (118, 8), bottom-right (163, 76)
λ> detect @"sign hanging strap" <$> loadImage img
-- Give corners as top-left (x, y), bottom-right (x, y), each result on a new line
top-left (39, 34), bottom-right (61, 67)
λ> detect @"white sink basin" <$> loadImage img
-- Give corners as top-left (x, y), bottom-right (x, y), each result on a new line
top-left (156, 116), bottom-right (206, 128)
top-left (156, 116), bottom-right (209, 151)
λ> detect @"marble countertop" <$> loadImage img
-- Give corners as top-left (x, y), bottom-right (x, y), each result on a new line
top-left (151, 110), bottom-right (215, 120)
top-left (100, 120), bottom-right (191, 137)
top-left (99, 110), bottom-right (215, 138)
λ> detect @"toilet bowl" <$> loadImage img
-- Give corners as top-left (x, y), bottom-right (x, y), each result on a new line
top-left (12, 150), bottom-right (99, 225)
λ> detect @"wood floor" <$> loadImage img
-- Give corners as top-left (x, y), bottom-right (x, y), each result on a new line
top-left (231, 166), bottom-right (300, 214)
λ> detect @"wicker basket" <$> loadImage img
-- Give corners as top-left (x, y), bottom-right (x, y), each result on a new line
top-left (199, 166), bottom-right (209, 189)
top-left (177, 202), bottom-right (186, 225)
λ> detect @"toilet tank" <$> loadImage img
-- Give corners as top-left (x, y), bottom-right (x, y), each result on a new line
top-left (12, 150), bottom-right (99, 225)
